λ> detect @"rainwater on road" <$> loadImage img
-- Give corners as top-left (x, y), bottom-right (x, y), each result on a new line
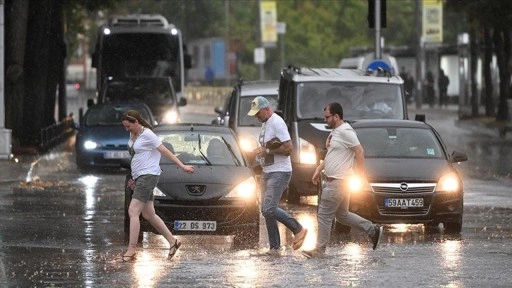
top-left (1, 104), bottom-right (511, 287)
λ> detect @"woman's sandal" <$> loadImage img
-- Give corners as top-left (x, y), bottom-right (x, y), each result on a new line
top-left (122, 252), bottom-right (137, 262)
top-left (168, 239), bottom-right (182, 259)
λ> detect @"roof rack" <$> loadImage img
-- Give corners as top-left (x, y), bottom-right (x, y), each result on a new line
top-left (110, 14), bottom-right (169, 28)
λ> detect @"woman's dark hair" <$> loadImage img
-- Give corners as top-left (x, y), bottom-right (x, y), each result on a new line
top-left (325, 102), bottom-right (344, 119)
top-left (121, 110), bottom-right (153, 130)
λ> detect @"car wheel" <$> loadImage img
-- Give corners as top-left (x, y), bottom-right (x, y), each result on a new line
top-left (286, 185), bottom-right (301, 204)
top-left (233, 226), bottom-right (260, 249)
top-left (424, 223), bottom-right (440, 234)
top-left (443, 219), bottom-right (462, 235)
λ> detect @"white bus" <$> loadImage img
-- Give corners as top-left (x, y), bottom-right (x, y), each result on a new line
top-left (92, 14), bottom-right (191, 99)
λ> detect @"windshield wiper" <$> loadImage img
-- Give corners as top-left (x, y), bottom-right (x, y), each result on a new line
top-left (197, 134), bottom-right (212, 166)
top-left (221, 137), bottom-right (241, 166)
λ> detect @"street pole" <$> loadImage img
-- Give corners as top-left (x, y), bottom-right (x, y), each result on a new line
top-left (0, 0), bottom-right (12, 159)
top-left (374, 0), bottom-right (381, 59)
top-left (277, 22), bottom-right (286, 69)
top-left (225, 0), bottom-right (230, 86)
top-left (415, 0), bottom-right (423, 109)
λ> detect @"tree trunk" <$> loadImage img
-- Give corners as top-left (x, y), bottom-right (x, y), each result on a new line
top-left (4, 0), bottom-right (29, 146)
top-left (470, 25), bottom-right (479, 117)
top-left (22, 0), bottom-right (65, 146)
top-left (494, 26), bottom-right (510, 122)
top-left (483, 26), bottom-right (495, 117)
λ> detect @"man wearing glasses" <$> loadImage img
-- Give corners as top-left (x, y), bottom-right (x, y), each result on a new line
top-left (302, 102), bottom-right (383, 258)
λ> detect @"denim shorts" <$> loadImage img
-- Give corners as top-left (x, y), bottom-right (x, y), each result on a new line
top-left (132, 174), bottom-right (159, 203)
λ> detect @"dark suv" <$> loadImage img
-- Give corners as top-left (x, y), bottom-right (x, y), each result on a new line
top-left (277, 66), bottom-right (408, 203)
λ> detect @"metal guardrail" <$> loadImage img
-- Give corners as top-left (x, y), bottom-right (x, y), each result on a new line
top-left (39, 115), bottom-right (76, 151)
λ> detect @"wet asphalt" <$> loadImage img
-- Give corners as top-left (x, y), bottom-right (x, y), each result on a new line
top-left (1, 104), bottom-right (512, 287)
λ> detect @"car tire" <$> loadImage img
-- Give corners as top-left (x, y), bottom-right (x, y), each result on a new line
top-left (233, 226), bottom-right (259, 249)
top-left (424, 223), bottom-right (440, 234)
top-left (286, 185), bottom-right (301, 205)
top-left (443, 219), bottom-right (462, 234)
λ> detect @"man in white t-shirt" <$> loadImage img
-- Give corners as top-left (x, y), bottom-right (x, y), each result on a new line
top-left (248, 96), bottom-right (308, 255)
top-left (302, 102), bottom-right (383, 258)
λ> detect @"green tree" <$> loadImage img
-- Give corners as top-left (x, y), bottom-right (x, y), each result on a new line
top-left (447, 0), bottom-right (511, 121)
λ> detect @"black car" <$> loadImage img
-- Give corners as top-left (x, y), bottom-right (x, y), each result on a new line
top-left (99, 76), bottom-right (187, 124)
top-left (75, 101), bottom-right (156, 171)
top-left (124, 124), bottom-right (260, 248)
top-left (332, 119), bottom-right (468, 234)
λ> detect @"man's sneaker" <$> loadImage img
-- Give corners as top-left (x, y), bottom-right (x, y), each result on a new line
top-left (293, 228), bottom-right (308, 250)
top-left (371, 225), bottom-right (383, 250)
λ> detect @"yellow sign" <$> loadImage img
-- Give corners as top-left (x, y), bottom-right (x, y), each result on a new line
top-left (260, 1), bottom-right (277, 47)
top-left (422, 0), bottom-right (443, 43)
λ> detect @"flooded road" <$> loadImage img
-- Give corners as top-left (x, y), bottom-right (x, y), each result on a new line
top-left (1, 105), bottom-right (512, 287)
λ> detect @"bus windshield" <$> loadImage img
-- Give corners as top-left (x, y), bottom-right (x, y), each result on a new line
top-left (101, 33), bottom-right (182, 94)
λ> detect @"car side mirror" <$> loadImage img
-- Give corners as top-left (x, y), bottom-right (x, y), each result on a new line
top-left (415, 114), bottom-right (426, 122)
top-left (184, 54), bottom-right (192, 69)
top-left (450, 151), bottom-right (468, 163)
top-left (214, 106), bottom-right (224, 115)
top-left (120, 158), bottom-right (131, 169)
top-left (178, 97), bottom-right (187, 106)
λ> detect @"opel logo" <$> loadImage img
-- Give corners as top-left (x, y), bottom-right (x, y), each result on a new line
top-left (186, 185), bottom-right (206, 195)
top-left (399, 182), bottom-right (409, 191)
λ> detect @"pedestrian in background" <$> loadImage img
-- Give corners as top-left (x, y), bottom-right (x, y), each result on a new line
top-left (438, 69), bottom-right (450, 107)
top-left (248, 96), bottom-right (308, 255)
top-left (425, 71), bottom-right (435, 107)
top-left (121, 110), bottom-right (195, 262)
top-left (302, 102), bottom-right (383, 258)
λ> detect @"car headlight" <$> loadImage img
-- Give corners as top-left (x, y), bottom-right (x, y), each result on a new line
top-left (436, 172), bottom-right (460, 192)
top-left (84, 140), bottom-right (98, 150)
top-left (153, 186), bottom-right (167, 197)
top-left (299, 137), bottom-right (317, 164)
top-left (161, 110), bottom-right (179, 124)
top-left (238, 135), bottom-right (258, 153)
top-left (345, 174), bottom-right (370, 194)
top-left (225, 177), bottom-right (257, 199)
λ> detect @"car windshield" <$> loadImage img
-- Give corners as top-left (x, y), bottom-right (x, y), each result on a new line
top-left (296, 82), bottom-right (404, 120)
top-left (238, 95), bottom-right (278, 126)
top-left (157, 130), bottom-right (244, 166)
top-left (104, 78), bottom-right (175, 104)
top-left (85, 105), bottom-right (151, 126)
top-left (355, 127), bottom-right (444, 159)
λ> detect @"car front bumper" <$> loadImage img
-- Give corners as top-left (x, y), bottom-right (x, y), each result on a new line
top-left (348, 189), bottom-right (463, 225)
top-left (141, 198), bottom-right (260, 235)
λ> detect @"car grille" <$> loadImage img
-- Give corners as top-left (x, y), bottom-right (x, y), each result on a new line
top-left (370, 182), bottom-right (436, 216)
top-left (371, 183), bottom-right (436, 194)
